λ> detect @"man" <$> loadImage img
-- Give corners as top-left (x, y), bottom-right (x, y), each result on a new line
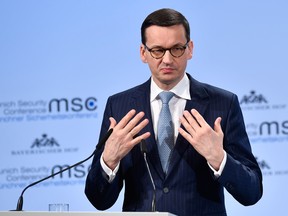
top-left (85, 8), bottom-right (263, 216)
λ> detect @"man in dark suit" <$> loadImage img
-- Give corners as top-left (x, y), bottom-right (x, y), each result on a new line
top-left (85, 8), bottom-right (263, 216)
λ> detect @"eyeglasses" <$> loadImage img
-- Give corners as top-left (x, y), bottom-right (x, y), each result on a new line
top-left (144, 42), bottom-right (189, 59)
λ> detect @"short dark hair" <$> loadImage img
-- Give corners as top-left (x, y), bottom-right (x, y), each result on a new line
top-left (141, 8), bottom-right (190, 45)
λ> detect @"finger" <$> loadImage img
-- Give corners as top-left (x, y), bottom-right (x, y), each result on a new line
top-left (178, 127), bottom-right (194, 144)
top-left (214, 117), bottom-right (223, 134)
top-left (191, 109), bottom-right (208, 128)
top-left (182, 110), bottom-right (199, 131)
top-left (131, 132), bottom-right (151, 147)
top-left (116, 109), bottom-right (137, 129)
top-left (124, 111), bottom-right (146, 134)
top-left (109, 117), bottom-right (117, 129)
top-left (180, 114), bottom-right (196, 136)
top-left (128, 118), bottom-right (149, 138)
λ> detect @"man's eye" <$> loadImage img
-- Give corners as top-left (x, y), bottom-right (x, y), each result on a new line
top-left (151, 49), bottom-right (164, 54)
top-left (172, 47), bottom-right (184, 51)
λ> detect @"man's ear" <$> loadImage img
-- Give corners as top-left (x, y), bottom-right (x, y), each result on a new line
top-left (140, 44), bottom-right (148, 63)
top-left (187, 40), bottom-right (194, 60)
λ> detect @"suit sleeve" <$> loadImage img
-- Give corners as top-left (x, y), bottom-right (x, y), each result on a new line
top-left (218, 94), bottom-right (263, 205)
top-left (85, 96), bottom-right (124, 210)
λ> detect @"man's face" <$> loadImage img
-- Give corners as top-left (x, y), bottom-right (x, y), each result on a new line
top-left (140, 24), bottom-right (193, 90)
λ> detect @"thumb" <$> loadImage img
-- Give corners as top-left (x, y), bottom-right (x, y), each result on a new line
top-left (109, 117), bottom-right (117, 129)
top-left (214, 117), bottom-right (223, 134)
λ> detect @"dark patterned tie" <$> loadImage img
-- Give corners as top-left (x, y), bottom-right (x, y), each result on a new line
top-left (157, 91), bottom-right (174, 173)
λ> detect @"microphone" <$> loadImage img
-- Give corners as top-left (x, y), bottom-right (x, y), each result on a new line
top-left (14, 128), bottom-right (113, 211)
top-left (140, 139), bottom-right (156, 212)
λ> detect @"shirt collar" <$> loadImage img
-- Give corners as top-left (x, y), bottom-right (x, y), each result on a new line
top-left (150, 73), bottom-right (191, 102)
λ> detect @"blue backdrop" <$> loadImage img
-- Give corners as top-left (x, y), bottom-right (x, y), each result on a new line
top-left (1, 0), bottom-right (287, 215)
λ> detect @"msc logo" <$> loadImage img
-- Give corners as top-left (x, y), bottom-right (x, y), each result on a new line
top-left (260, 120), bottom-right (288, 135)
top-left (48, 97), bottom-right (97, 112)
top-left (247, 120), bottom-right (288, 136)
top-left (240, 90), bottom-right (268, 105)
top-left (51, 164), bottom-right (90, 179)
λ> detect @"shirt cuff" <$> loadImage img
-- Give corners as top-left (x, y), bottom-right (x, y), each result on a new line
top-left (207, 150), bottom-right (227, 178)
top-left (100, 153), bottom-right (120, 183)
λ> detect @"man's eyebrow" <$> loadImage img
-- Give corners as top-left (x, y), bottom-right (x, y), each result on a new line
top-left (149, 42), bottom-right (186, 49)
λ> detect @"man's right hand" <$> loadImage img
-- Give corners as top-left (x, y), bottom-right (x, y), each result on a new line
top-left (102, 109), bottom-right (151, 170)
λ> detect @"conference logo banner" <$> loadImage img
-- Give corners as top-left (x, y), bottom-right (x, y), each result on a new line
top-left (240, 90), bottom-right (288, 143)
top-left (1, 132), bottom-right (89, 190)
top-left (241, 90), bottom-right (288, 178)
top-left (10, 133), bottom-right (79, 156)
top-left (0, 96), bottom-right (98, 123)
top-left (0, 163), bottom-right (89, 190)
top-left (256, 155), bottom-right (288, 177)
top-left (0, 96), bottom-right (99, 191)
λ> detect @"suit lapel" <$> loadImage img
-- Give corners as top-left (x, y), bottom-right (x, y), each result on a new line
top-left (166, 74), bottom-right (210, 177)
top-left (130, 79), bottom-right (166, 180)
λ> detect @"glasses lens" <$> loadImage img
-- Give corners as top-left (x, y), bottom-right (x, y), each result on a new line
top-left (150, 48), bottom-right (165, 59)
top-left (170, 47), bottom-right (186, 57)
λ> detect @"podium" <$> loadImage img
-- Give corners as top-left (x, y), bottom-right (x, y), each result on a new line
top-left (0, 212), bottom-right (176, 216)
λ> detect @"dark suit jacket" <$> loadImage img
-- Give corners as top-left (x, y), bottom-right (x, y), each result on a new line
top-left (85, 74), bottom-right (263, 216)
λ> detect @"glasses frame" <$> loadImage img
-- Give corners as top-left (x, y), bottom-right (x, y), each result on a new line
top-left (144, 41), bottom-right (189, 59)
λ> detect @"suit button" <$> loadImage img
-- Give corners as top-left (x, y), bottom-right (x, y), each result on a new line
top-left (163, 187), bottom-right (169, 193)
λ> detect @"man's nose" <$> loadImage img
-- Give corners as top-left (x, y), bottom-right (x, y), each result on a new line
top-left (162, 50), bottom-right (173, 63)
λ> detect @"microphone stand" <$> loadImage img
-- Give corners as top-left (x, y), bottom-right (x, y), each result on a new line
top-left (14, 128), bottom-right (113, 211)
top-left (140, 139), bottom-right (156, 212)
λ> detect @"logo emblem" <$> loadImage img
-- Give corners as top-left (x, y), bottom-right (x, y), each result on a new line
top-left (31, 134), bottom-right (60, 148)
top-left (240, 90), bottom-right (268, 105)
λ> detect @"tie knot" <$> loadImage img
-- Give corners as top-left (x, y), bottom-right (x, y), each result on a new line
top-left (159, 91), bottom-right (174, 104)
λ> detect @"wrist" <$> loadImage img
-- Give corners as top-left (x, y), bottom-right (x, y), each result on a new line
top-left (102, 153), bottom-right (119, 170)
top-left (207, 150), bottom-right (225, 171)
